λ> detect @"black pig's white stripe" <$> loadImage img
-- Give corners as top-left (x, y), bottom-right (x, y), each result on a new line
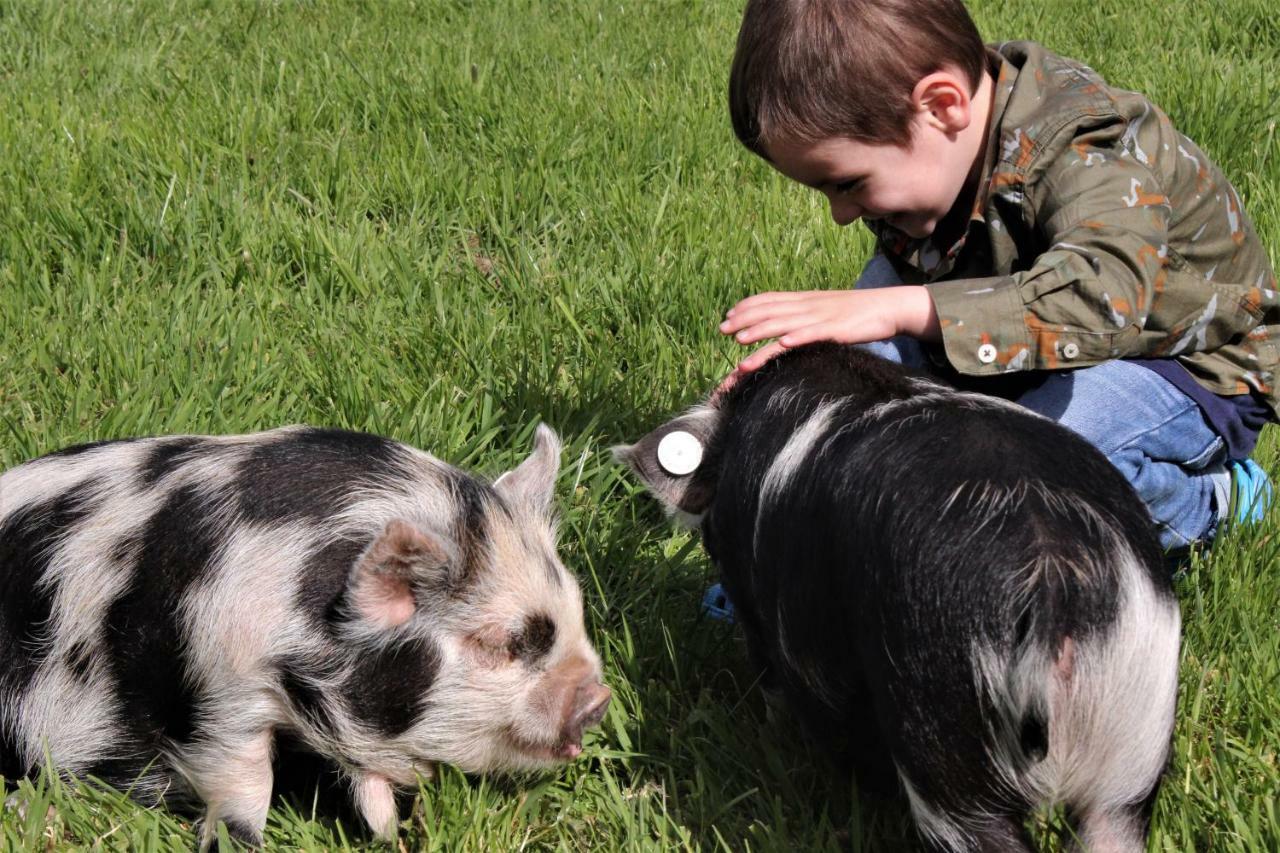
top-left (754, 400), bottom-right (842, 556)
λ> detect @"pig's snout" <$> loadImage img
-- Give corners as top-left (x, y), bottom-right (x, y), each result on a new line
top-left (556, 680), bottom-right (611, 759)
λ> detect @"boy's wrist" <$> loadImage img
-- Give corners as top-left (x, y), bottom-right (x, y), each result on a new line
top-left (896, 286), bottom-right (941, 342)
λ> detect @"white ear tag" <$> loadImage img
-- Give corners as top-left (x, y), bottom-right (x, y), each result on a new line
top-left (657, 430), bottom-right (703, 476)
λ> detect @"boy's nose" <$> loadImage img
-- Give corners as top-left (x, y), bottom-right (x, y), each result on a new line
top-left (828, 198), bottom-right (861, 227)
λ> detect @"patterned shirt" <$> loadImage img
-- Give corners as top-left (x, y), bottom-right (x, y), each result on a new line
top-left (871, 41), bottom-right (1279, 419)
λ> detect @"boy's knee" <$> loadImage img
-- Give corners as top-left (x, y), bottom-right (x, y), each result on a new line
top-left (1104, 446), bottom-right (1220, 549)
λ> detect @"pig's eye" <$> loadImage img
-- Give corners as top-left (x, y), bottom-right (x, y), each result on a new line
top-left (507, 613), bottom-right (556, 665)
top-left (465, 613), bottom-right (556, 668)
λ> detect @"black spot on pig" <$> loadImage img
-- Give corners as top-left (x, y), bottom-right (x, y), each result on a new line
top-left (107, 526), bottom-right (143, 568)
top-left (0, 480), bottom-right (103, 701)
top-left (296, 534), bottom-right (374, 633)
top-left (343, 636), bottom-right (441, 736)
top-left (102, 483), bottom-right (226, 748)
top-left (450, 474), bottom-right (491, 591)
top-left (234, 428), bottom-right (409, 523)
top-left (64, 638), bottom-right (97, 684)
top-left (139, 437), bottom-right (209, 486)
top-left (1019, 710), bottom-right (1048, 764)
top-left (510, 614), bottom-right (556, 664)
top-left (280, 658), bottom-right (339, 733)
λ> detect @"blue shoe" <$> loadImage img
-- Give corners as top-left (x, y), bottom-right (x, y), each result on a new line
top-left (1229, 459), bottom-right (1273, 525)
top-left (701, 583), bottom-right (735, 622)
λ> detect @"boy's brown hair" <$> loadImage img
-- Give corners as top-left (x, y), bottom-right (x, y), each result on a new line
top-left (729, 0), bottom-right (986, 156)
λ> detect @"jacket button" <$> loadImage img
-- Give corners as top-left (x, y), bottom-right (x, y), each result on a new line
top-left (977, 343), bottom-right (998, 364)
top-left (1062, 342), bottom-right (1080, 359)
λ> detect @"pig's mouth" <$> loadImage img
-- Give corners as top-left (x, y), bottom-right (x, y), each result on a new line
top-left (498, 682), bottom-right (612, 765)
top-left (500, 729), bottom-right (586, 763)
top-left (501, 688), bottom-right (611, 764)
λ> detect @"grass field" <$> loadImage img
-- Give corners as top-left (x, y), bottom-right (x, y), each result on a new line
top-left (2, 0), bottom-right (1278, 849)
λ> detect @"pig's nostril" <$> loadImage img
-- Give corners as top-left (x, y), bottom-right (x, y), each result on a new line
top-left (549, 683), bottom-right (611, 760)
top-left (578, 685), bottom-right (611, 730)
top-left (560, 684), bottom-right (611, 752)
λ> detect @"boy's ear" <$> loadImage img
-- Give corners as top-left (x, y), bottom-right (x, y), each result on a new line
top-left (613, 405), bottom-right (723, 523)
top-left (494, 424), bottom-right (561, 516)
top-left (911, 68), bottom-right (973, 134)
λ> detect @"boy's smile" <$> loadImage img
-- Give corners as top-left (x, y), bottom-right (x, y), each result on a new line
top-left (763, 65), bottom-right (994, 242)
top-left (765, 135), bottom-right (955, 238)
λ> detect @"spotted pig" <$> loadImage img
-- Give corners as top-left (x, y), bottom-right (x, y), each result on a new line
top-left (0, 425), bottom-right (610, 847)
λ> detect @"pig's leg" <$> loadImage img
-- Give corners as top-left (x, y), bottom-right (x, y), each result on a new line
top-left (909, 812), bottom-right (1034, 853)
top-left (901, 771), bottom-right (1033, 853)
top-left (188, 728), bottom-right (275, 850)
top-left (1067, 796), bottom-right (1156, 853)
top-left (966, 814), bottom-right (1035, 852)
top-left (352, 771), bottom-right (399, 839)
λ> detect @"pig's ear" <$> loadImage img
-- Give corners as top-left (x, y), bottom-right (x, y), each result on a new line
top-left (493, 424), bottom-right (561, 516)
top-left (612, 404), bottom-right (722, 522)
top-left (349, 519), bottom-right (453, 630)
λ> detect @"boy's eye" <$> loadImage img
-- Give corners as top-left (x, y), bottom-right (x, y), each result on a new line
top-left (834, 179), bottom-right (863, 194)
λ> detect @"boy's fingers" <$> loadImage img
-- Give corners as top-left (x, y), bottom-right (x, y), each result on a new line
top-left (777, 324), bottom-right (831, 348)
top-left (726, 290), bottom-right (818, 317)
top-left (710, 369), bottom-right (743, 402)
top-left (732, 315), bottom-right (817, 345)
top-left (778, 319), bottom-right (881, 348)
top-left (738, 341), bottom-right (788, 373)
top-left (726, 290), bottom-right (852, 323)
top-left (721, 302), bottom-right (819, 334)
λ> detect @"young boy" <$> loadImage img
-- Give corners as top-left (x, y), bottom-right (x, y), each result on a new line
top-left (719, 0), bottom-right (1277, 552)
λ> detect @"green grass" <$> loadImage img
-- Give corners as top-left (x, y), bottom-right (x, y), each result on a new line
top-left (1, 0), bottom-right (1277, 849)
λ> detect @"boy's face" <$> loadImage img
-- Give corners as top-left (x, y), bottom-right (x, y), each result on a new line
top-left (761, 67), bottom-right (993, 241)
top-left (765, 129), bottom-right (973, 240)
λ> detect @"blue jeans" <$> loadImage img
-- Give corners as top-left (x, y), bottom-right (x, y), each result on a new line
top-left (856, 256), bottom-right (1225, 550)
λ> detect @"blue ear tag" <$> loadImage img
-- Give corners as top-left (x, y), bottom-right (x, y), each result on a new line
top-left (701, 583), bottom-right (735, 622)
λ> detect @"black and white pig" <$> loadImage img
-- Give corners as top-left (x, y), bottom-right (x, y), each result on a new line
top-left (0, 424), bottom-right (610, 847)
top-left (617, 344), bottom-right (1180, 852)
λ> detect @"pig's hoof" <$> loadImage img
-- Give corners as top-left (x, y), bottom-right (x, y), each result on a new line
top-left (1, 792), bottom-right (57, 826)
top-left (201, 817), bottom-right (264, 851)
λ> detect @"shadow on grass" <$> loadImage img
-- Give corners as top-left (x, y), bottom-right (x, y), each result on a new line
top-left (571, 501), bottom-right (923, 851)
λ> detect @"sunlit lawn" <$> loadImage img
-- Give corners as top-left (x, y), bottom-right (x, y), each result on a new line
top-left (2, 0), bottom-right (1277, 849)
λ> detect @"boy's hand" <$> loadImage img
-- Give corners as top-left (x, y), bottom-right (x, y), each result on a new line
top-left (719, 286), bottom-right (940, 373)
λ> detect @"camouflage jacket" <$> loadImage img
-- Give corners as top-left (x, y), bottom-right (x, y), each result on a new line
top-left (871, 41), bottom-right (1279, 419)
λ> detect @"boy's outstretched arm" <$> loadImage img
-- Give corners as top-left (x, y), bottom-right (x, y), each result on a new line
top-left (720, 285), bottom-right (941, 372)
